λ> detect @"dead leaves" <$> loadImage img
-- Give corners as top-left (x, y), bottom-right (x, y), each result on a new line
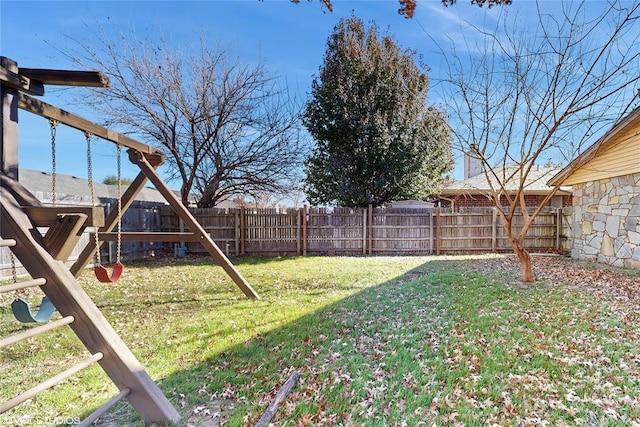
top-left (190, 255), bottom-right (640, 425)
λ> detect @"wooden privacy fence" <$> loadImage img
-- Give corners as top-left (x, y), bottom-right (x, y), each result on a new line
top-left (2, 204), bottom-right (572, 279)
top-left (0, 201), bottom-right (165, 278)
top-left (161, 206), bottom-right (573, 256)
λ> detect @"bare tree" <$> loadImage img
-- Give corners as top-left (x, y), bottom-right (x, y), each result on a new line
top-left (65, 31), bottom-right (305, 207)
top-left (438, 0), bottom-right (640, 281)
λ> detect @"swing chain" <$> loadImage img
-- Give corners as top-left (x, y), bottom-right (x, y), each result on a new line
top-left (9, 251), bottom-right (17, 284)
top-left (49, 119), bottom-right (59, 207)
top-left (86, 131), bottom-right (102, 267)
top-left (116, 144), bottom-right (122, 264)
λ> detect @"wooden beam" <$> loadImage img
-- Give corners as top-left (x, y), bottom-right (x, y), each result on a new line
top-left (302, 205), bottom-right (308, 256)
top-left (255, 371), bottom-right (301, 427)
top-left (97, 232), bottom-right (203, 242)
top-left (0, 57), bottom-right (45, 96)
top-left (43, 214), bottom-right (88, 261)
top-left (23, 206), bottom-right (104, 227)
top-left (129, 150), bottom-right (259, 299)
top-left (0, 173), bottom-right (42, 206)
top-left (1, 58), bottom-right (21, 180)
top-left (19, 68), bottom-right (109, 88)
top-left (17, 93), bottom-right (163, 157)
top-left (436, 207), bottom-right (442, 256)
top-left (0, 185), bottom-right (180, 424)
top-left (0, 66), bottom-right (45, 96)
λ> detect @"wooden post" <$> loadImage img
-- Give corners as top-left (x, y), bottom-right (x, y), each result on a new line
top-left (234, 208), bottom-right (240, 256)
top-left (435, 207), bottom-right (441, 255)
top-left (302, 205), bottom-right (308, 256)
top-left (429, 210), bottom-right (434, 255)
top-left (492, 207), bottom-right (498, 252)
top-left (1, 57), bottom-right (19, 180)
top-left (296, 208), bottom-right (301, 256)
top-left (239, 207), bottom-right (246, 256)
top-left (367, 205), bottom-right (373, 255)
top-left (179, 216), bottom-right (185, 250)
top-left (556, 208), bottom-right (562, 252)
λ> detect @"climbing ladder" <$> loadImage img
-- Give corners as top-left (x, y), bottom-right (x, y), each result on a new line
top-left (0, 56), bottom-right (257, 423)
top-left (0, 186), bottom-right (180, 424)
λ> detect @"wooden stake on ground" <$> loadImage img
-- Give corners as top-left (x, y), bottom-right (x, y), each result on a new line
top-left (254, 371), bottom-right (301, 427)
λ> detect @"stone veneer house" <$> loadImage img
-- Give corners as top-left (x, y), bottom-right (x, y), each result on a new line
top-left (548, 106), bottom-right (640, 268)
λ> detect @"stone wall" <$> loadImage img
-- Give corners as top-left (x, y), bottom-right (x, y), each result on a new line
top-left (571, 173), bottom-right (640, 268)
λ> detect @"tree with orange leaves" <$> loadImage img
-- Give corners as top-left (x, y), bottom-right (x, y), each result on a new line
top-left (291, 0), bottom-right (511, 18)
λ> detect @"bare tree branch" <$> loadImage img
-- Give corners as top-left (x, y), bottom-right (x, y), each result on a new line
top-left (63, 27), bottom-right (306, 207)
top-left (435, 0), bottom-right (640, 281)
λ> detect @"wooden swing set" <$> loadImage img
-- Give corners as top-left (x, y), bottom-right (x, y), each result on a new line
top-left (0, 56), bottom-right (258, 425)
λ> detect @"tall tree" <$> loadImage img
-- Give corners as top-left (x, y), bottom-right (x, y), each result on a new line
top-left (66, 33), bottom-right (304, 207)
top-left (439, 0), bottom-right (640, 282)
top-left (303, 17), bottom-right (453, 207)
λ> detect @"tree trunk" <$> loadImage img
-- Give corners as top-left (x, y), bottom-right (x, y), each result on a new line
top-left (515, 245), bottom-right (534, 283)
top-left (503, 216), bottom-right (535, 283)
top-left (180, 185), bottom-right (190, 207)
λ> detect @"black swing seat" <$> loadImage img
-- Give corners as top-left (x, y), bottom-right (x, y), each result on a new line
top-left (11, 296), bottom-right (57, 323)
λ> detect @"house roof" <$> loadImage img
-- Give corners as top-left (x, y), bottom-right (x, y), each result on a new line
top-left (18, 169), bottom-right (167, 205)
top-left (548, 106), bottom-right (640, 187)
top-left (441, 164), bottom-right (571, 197)
top-left (387, 200), bottom-right (435, 209)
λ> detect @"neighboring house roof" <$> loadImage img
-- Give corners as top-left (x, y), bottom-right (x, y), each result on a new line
top-left (387, 200), bottom-right (435, 209)
top-left (214, 199), bottom-right (244, 209)
top-left (441, 165), bottom-right (571, 197)
top-left (548, 106), bottom-right (640, 187)
top-left (19, 169), bottom-right (167, 205)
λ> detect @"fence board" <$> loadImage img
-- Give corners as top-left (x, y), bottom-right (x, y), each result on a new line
top-left (2, 205), bottom-right (574, 278)
top-left (161, 206), bottom-right (571, 257)
top-left (371, 208), bottom-right (433, 254)
top-left (181, 208), bottom-right (238, 255)
top-left (244, 208), bottom-right (300, 254)
top-left (307, 207), bottom-right (366, 254)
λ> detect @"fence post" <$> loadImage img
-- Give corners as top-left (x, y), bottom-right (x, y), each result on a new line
top-left (296, 208), bottom-right (301, 256)
top-left (302, 205), bottom-right (308, 256)
top-left (492, 207), bottom-right (497, 252)
top-left (435, 207), bottom-right (441, 255)
top-left (556, 208), bottom-right (562, 252)
top-left (429, 210), bottom-right (434, 254)
top-left (234, 208), bottom-right (240, 256)
top-left (367, 205), bottom-right (373, 255)
top-left (361, 208), bottom-right (367, 255)
top-left (239, 208), bottom-right (246, 256)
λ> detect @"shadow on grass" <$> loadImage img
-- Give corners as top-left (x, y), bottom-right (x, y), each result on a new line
top-left (82, 254), bottom-right (522, 426)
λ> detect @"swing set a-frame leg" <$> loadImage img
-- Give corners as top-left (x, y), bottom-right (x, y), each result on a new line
top-left (0, 184), bottom-right (180, 424)
top-left (129, 149), bottom-right (259, 299)
top-left (70, 147), bottom-right (259, 302)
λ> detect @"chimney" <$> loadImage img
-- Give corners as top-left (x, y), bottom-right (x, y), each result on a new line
top-left (464, 151), bottom-right (483, 179)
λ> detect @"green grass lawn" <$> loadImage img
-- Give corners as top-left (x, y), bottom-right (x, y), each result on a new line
top-left (1, 254), bottom-right (640, 426)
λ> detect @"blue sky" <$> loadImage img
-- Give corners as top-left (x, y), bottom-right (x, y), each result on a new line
top-left (1, 0), bottom-right (557, 189)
